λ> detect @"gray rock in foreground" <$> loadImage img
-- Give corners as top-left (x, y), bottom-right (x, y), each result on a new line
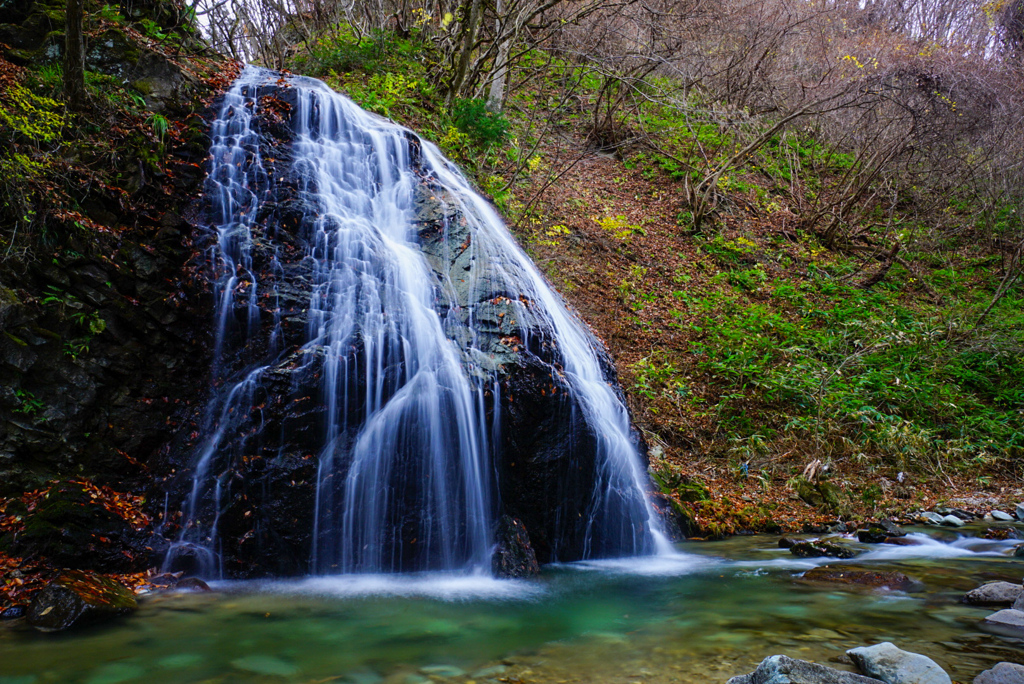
top-left (846, 643), bottom-right (951, 684)
top-left (991, 510), bottom-right (1015, 522)
top-left (727, 655), bottom-right (886, 684)
top-left (964, 582), bottom-right (1024, 606)
top-left (975, 662), bottom-right (1024, 684)
top-left (984, 609), bottom-right (1024, 633)
top-left (940, 515), bottom-right (965, 527)
top-left (1016, 503), bottom-right (1024, 520)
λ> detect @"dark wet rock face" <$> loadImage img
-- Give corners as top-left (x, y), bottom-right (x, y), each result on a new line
top-left (1, 481), bottom-right (153, 573)
top-left (0, 5), bottom-right (213, 503)
top-left (27, 570), bottom-right (137, 632)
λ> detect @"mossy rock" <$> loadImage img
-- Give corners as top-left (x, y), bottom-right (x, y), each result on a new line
top-left (27, 569), bottom-right (137, 632)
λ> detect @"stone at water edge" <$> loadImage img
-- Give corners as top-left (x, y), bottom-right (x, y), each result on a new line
top-left (991, 510), bottom-right (1015, 522)
top-left (940, 515), bottom-right (966, 527)
top-left (918, 512), bottom-right (945, 525)
top-left (1015, 503), bottom-right (1024, 520)
top-left (857, 520), bottom-right (906, 544)
top-left (983, 609), bottom-right (1024, 633)
top-left (975, 662), bottom-right (1024, 684)
top-left (1012, 592), bottom-right (1024, 611)
top-left (727, 655), bottom-right (886, 684)
top-left (491, 515), bottom-right (540, 579)
top-left (846, 643), bottom-right (952, 684)
top-left (27, 569), bottom-right (137, 632)
top-left (963, 582), bottom-right (1024, 606)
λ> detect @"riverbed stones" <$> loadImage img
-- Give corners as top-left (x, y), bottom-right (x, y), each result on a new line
top-left (991, 510), bottom-right (1015, 522)
top-left (27, 570), bottom-right (137, 632)
top-left (1016, 503), bottom-right (1024, 520)
top-left (975, 663), bottom-right (1024, 684)
top-left (963, 582), bottom-right (1023, 606)
top-left (726, 655), bottom-right (886, 684)
top-left (846, 643), bottom-right (951, 684)
top-left (940, 515), bottom-right (966, 527)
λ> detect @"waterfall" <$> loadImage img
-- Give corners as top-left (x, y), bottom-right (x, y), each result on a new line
top-left (165, 66), bottom-right (670, 578)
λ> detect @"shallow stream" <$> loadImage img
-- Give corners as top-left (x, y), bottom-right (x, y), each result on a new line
top-left (3, 526), bottom-right (1023, 683)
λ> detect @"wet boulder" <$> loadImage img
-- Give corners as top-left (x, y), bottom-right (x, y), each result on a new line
top-left (846, 643), bottom-right (951, 684)
top-left (789, 540), bottom-right (858, 559)
top-left (727, 655), bottom-right (885, 684)
top-left (491, 515), bottom-right (540, 579)
top-left (27, 570), bottom-right (137, 632)
top-left (963, 581), bottom-right (1023, 606)
top-left (857, 519), bottom-right (905, 544)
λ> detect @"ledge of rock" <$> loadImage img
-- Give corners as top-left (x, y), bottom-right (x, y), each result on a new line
top-left (727, 655), bottom-right (885, 684)
top-left (846, 643), bottom-right (951, 684)
top-left (963, 582), bottom-right (1023, 606)
top-left (27, 570), bottom-right (137, 632)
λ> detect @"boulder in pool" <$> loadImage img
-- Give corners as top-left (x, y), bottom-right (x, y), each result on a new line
top-left (975, 662), bottom-right (1024, 684)
top-left (846, 642), bottom-right (951, 684)
top-left (727, 655), bottom-right (885, 684)
top-left (799, 567), bottom-right (918, 592)
top-left (27, 570), bottom-right (137, 632)
top-left (963, 582), bottom-right (1023, 606)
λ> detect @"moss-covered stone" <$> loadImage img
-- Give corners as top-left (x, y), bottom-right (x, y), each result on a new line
top-left (26, 569), bottom-right (137, 632)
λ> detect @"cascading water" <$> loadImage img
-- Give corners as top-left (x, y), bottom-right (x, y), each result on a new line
top-left (165, 66), bottom-right (670, 578)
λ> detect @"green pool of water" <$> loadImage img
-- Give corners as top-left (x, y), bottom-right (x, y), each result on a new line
top-left (2, 528), bottom-right (1023, 683)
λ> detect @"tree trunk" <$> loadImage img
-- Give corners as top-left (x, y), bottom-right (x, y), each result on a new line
top-left (64, 0), bottom-right (87, 109)
top-left (486, 0), bottom-right (510, 112)
top-left (448, 0), bottom-right (483, 105)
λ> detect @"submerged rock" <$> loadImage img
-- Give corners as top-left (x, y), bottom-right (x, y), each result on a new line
top-left (230, 655), bottom-right (299, 677)
top-left (983, 609), bottom-right (1024, 633)
top-left (975, 662), bottom-right (1024, 684)
top-left (799, 567), bottom-right (918, 592)
top-left (846, 642), bottom-right (951, 684)
top-left (27, 570), bottom-right (137, 632)
top-left (789, 540), bottom-right (858, 559)
top-left (727, 655), bottom-right (885, 684)
top-left (963, 582), bottom-right (1023, 606)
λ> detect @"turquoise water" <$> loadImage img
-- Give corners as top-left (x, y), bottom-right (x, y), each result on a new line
top-left (2, 528), bottom-right (1023, 683)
